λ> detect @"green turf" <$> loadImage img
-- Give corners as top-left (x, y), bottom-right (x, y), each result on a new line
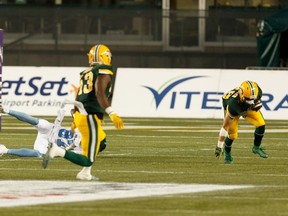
top-left (0, 115), bottom-right (287, 216)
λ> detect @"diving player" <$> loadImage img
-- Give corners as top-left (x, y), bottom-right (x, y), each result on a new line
top-left (0, 104), bottom-right (82, 157)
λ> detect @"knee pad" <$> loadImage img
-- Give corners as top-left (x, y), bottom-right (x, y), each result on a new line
top-left (255, 125), bottom-right (265, 136)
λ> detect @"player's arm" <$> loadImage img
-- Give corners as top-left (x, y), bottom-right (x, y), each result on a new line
top-left (219, 111), bottom-right (233, 144)
top-left (215, 110), bottom-right (234, 158)
top-left (95, 74), bottom-right (112, 109)
top-left (95, 74), bottom-right (124, 129)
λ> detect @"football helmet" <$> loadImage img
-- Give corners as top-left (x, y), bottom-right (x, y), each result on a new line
top-left (239, 80), bottom-right (259, 105)
top-left (88, 44), bottom-right (112, 66)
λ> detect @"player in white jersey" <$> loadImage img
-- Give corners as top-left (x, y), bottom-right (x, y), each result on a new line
top-left (0, 105), bottom-right (82, 157)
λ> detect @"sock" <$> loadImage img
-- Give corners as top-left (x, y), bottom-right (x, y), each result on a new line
top-left (224, 136), bottom-right (233, 153)
top-left (254, 134), bottom-right (264, 147)
top-left (53, 145), bottom-right (66, 157)
top-left (254, 125), bottom-right (265, 147)
top-left (79, 166), bottom-right (92, 175)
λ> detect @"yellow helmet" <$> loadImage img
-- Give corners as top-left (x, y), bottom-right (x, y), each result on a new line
top-left (87, 44), bottom-right (112, 66)
top-left (239, 80), bottom-right (259, 104)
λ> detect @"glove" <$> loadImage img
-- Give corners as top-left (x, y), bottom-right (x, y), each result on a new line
top-left (109, 113), bottom-right (124, 129)
top-left (215, 146), bottom-right (223, 159)
top-left (252, 99), bottom-right (262, 111)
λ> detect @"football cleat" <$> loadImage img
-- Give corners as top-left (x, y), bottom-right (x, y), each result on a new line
top-left (0, 144), bottom-right (8, 156)
top-left (224, 149), bottom-right (233, 164)
top-left (42, 143), bottom-right (65, 169)
top-left (42, 143), bottom-right (53, 169)
top-left (76, 172), bottom-right (99, 181)
top-left (252, 146), bottom-right (268, 158)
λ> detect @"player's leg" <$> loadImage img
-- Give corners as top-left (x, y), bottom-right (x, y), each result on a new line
top-left (7, 148), bottom-right (42, 157)
top-left (42, 112), bottom-right (104, 180)
top-left (245, 110), bottom-right (267, 158)
top-left (0, 144), bottom-right (42, 157)
top-left (74, 113), bottom-right (106, 180)
top-left (3, 108), bottom-right (39, 126)
top-left (223, 116), bottom-right (240, 164)
top-left (42, 112), bottom-right (93, 169)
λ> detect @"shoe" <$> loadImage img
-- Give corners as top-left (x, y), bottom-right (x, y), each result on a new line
top-left (42, 143), bottom-right (53, 169)
top-left (224, 149), bottom-right (233, 164)
top-left (76, 172), bottom-right (99, 181)
top-left (0, 144), bottom-right (8, 156)
top-left (252, 146), bottom-right (268, 158)
top-left (42, 142), bottom-right (65, 169)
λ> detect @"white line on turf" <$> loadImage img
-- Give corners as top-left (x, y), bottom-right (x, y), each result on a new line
top-left (2, 126), bottom-right (288, 133)
top-left (0, 180), bottom-right (253, 207)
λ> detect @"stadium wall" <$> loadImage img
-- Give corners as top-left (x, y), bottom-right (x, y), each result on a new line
top-left (2, 66), bottom-right (287, 120)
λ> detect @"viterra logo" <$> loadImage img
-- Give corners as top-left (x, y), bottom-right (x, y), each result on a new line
top-left (143, 76), bottom-right (206, 109)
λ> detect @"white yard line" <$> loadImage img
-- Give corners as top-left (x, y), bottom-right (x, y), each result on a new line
top-left (2, 125), bottom-right (288, 133)
top-left (0, 180), bottom-right (253, 207)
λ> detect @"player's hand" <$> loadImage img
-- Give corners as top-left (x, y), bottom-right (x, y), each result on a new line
top-left (215, 146), bottom-right (223, 159)
top-left (252, 99), bottom-right (262, 111)
top-left (109, 113), bottom-right (124, 129)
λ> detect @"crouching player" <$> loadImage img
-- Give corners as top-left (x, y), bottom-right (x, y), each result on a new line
top-left (215, 80), bottom-right (267, 164)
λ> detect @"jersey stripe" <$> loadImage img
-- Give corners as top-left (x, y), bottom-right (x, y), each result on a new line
top-left (94, 45), bottom-right (100, 63)
top-left (246, 81), bottom-right (255, 98)
top-left (88, 115), bottom-right (97, 162)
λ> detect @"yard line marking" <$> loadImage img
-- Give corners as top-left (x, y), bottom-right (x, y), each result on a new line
top-left (0, 180), bottom-right (253, 207)
top-left (1, 167), bottom-right (288, 177)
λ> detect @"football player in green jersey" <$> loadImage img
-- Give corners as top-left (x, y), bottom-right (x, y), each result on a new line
top-left (215, 80), bottom-right (267, 164)
top-left (42, 44), bottom-right (124, 180)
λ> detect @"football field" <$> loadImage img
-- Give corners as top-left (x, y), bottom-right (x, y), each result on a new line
top-left (0, 115), bottom-right (288, 216)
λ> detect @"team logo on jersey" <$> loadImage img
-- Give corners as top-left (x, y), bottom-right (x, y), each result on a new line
top-left (143, 76), bottom-right (206, 109)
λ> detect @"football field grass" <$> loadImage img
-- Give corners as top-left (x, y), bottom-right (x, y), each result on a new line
top-left (0, 115), bottom-right (288, 216)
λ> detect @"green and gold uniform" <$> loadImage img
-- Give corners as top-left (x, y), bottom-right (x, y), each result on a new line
top-left (64, 64), bottom-right (113, 166)
top-left (77, 65), bottom-right (113, 116)
top-left (222, 84), bottom-right (265, 152)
